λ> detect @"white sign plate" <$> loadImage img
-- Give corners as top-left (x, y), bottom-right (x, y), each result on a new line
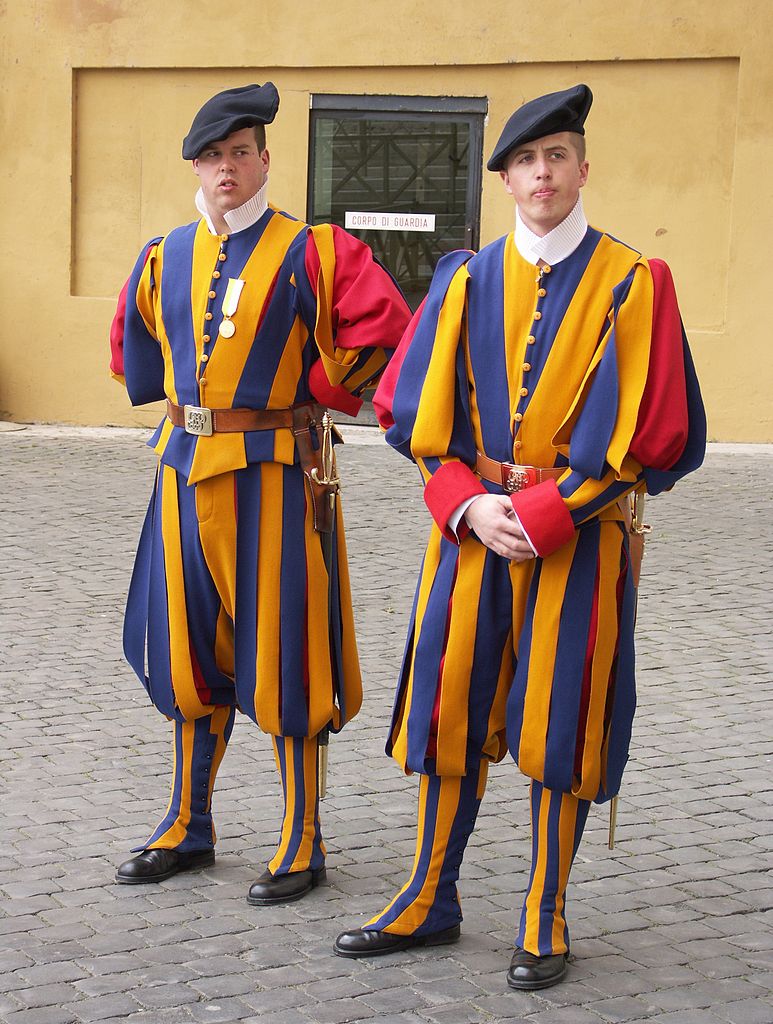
top-left (345, 211), bottom-right (436, 232)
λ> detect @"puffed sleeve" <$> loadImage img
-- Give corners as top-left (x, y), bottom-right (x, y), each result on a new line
top-left (109, 237), bottom-right (166, 406)
top-left (299, 224), bottom-right (411, 416)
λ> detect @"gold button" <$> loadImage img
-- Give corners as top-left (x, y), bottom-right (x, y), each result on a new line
top-left (520, 387), bottom-right (529, 397)
top-left (527, 335), bottom-right (536, 345)
top-left (208, 290), bottom-right (216, 299)
top-left (533, 311), bottom-right (542, 321)
top-left (213, 271), bottom-right (221, 279)
top-left (542, 265), bottom-right (552, 274)
top-left (199, 377), bottom-right (207, 386)
top-left (514, 412), bottom-right (523, 422)
top-left (218, 253), bottom-right (227, 262)
top-left (202, 334), bottom-right (211, 343)
top-left (522, 363), bottom-right (531, 372)
top-left (220, 233), bottom-right (229, 242)
top-left (514, 440), bottom-right (522, 450)
top-left (538, 288), bottom-right (547, 297)
top-left (205, 312), bottom-right (213, 321)
top-left (200, 353), bottom-right (209, 363)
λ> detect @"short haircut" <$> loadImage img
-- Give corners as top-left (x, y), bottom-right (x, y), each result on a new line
top-left (568, 132), bottom-right (586, 162)
top-left (254, 124), bottom-right (267, 152)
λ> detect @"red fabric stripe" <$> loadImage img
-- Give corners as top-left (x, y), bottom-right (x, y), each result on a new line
top-left (308, 360), bottom-right (363, 416)
top-left (109, 276), bottom-right (130, 376)
top-left (510, 479), bottom-right (575, 557)
top-left (424, 461), bottom-right (487, 543)
top-left (189, 641), bottom-right (212, 706)
top-left (630, 259), bottom-right (689, 469)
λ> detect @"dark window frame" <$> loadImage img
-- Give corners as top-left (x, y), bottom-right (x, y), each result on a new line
top-left (307, 93), bottom-right (487, 251)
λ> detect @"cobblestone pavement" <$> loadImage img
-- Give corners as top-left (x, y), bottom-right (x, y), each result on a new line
top-left (1, 425), bottom-right (772, 1024)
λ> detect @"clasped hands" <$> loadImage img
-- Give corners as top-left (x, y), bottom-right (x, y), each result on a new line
top-left (464, 494), bottom-right (536, 563)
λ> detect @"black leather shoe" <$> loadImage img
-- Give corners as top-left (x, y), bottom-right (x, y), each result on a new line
top-left (115, 847), bottom-right (215, 885)
top-left (334, 923), bottom-right (461, 958)
top-left (506, 948), bottom-right (567, 990)
top-left (246, 866), bottom-right (326, 906)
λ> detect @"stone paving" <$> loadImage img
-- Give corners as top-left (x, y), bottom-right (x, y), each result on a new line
top-left (1, 424), bottom-right (772, 1024)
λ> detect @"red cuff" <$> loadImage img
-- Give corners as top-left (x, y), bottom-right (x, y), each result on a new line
top-left (510, 479), bottom-right (575, 557)
top-left (308, 359), bottom-right (363, 417)
top-left (424, 462), bottom-right (486, 544)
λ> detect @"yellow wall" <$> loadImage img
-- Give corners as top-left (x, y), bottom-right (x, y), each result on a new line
top-left (2, 1), bottom-right (770, 439)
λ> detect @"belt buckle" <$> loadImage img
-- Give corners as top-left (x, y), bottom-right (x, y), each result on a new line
top-left (503, 465), bottom-right (529, 493)
top-left (183, 405), bottom-right (213, 436)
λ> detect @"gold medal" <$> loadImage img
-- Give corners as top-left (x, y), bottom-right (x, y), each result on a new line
top-left (217, 278), bottom-right (245, 339)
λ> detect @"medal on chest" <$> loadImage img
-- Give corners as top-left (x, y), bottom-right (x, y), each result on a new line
top-left (219, 278), bottom-right (245, 338)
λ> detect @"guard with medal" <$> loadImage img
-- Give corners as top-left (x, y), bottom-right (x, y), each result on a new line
top-left (109, 83), bottom-right (411, 901)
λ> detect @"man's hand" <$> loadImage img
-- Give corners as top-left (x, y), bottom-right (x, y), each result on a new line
top-left (464, 494), bottom-right (536, 562)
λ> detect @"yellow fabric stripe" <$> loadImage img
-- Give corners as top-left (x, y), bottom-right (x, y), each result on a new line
top-left (308, 224), bottom-right (361, 387)
top-left (412, 265), bottom-right (470, 460)
top-left (288, 737), bottom-right (322, 871)
top-left (135, 244), bottom-right (161, 343)
top-left (376, 775), bottom-right (463, 934)
top-left (215, 605), bottom-right (234, 680)
top-left (551, 793), bottom-right (580, 951)
top-left (254, 462), bottom-right (283, 732)
top-left (148, 720), bottom-right (196, 848)
top-left (435, 539), bottom-right (486, 775)
top-left (518, 535), bottom-right (578, 781)
top-left (160, 466), bottom-right (211, 720)
top-left (196, 473), bottom-right (237, 620)
top-left (522, 783), bottom-right (550, 953)
top-left (575, 525), bottom-right (623, 800)
top-left (270, 737), bottom-right (296, 868)
top-left (503, 234), bottom-right (540, 437)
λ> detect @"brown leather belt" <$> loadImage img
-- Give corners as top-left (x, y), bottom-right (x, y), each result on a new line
top-left (476, 451), bottom-right (565, 493)
top-left (166, 399), bottom-right (323, 436)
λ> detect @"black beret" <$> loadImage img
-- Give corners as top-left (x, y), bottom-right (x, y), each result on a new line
top-left (182, 83), bottom-right (280, 160)
top-left (487, 84), bottom-right (593, 172)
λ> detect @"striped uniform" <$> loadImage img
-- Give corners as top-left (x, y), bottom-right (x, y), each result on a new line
top-left (369, 228), bottom-right (705, 951)
top-left (110, 207), bottom-right (410, 865)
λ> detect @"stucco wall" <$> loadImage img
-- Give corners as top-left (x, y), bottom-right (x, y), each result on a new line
top-left (2, 0), bottom-right (770, 439)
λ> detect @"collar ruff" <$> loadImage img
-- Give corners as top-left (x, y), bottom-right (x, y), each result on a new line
top-left (195, 175), bottom-right (270, 235)
top-left (513, 196), bottom-right (588, 266)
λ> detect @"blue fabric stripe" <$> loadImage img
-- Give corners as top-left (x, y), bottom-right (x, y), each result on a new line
top-left (505, 559), bottom-right (543, 761)
top-left (569, 267), bottom-right (637, 479)
top-left (159, 223), bottom-right (199, 406)
top-left (601, 545), bottom-right (638, 801)
top-left (543, 524), bottom-right (600, 793)
top-left (387, 250), bottom-right (472, 461)
top-left (466, 551), bottom-right (514, 759)
top-left (123, 237), bottom-right (166, 406)
top-left (145, 471), bottom-right (177, 719)
top-left (279, 467), bottom-right (309, 736)
top-left (405, 539), bottom-right (458, 772)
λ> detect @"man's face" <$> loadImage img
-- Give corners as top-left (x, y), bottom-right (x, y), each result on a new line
top-left (193, 126), bottom-right (270, 218)
top-left (499, 131), bottom-right (588, 236)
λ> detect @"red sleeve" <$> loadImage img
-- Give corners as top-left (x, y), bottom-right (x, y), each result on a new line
top-left (304, 226), bottom-right (411, 351)
top-left (372, 300), bottom-right (426, 431)
top-left (629, 259), bottom-right (689, 469)
top-left (510, 479), bottom-right (576, 558)
top-left (424, 462), bottom-right (487, 543)
top-left (109, 276), bottom-right (131, 377)
top-left (308, 360), bottom-right (363, 416)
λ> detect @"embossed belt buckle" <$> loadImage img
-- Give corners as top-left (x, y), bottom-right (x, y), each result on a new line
top-left (503, 465), bottom-right (530, 493)
top-left (183, 405), bottom-right (213, 436)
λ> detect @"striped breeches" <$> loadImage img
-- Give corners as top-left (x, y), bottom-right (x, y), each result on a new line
top-left (138, 710), bottom-right (324, 874)
top-left (365, 767), bottom-right (590, 955)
